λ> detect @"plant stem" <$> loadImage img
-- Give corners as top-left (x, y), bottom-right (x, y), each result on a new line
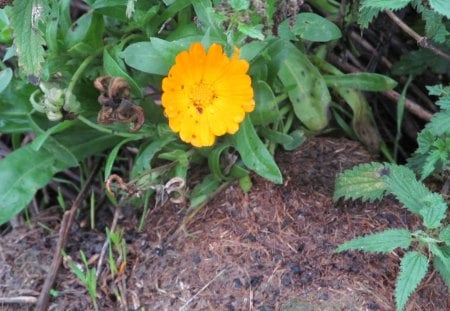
top-left (385, 10), bottom-right (450, 62)
top-left (77, 115), bottom-right (155, 139)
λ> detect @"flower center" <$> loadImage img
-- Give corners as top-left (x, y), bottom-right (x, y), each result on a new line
top-left (190, 81), bottom-right (217, 114)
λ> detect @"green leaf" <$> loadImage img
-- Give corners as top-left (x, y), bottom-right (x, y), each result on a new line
top-left (336, 229), bottom-right (412, 253)
top-left (429, 0), bottom-right (450, 19)
top-left (282, 130), bottom-right (305, 151)
top-left (120, 38), bottom-right (185, 75)
top-left (439, 226), bottom-right (450, 246)
top-left (104, 138), bottom-right (135, 181)
top-left (229, 0), bottom-right (249, 10)
top-left (0, 121), bottom-right (119, 225)
top-left (103, 49), bottom-right (142, 97)
top-left (426, 111), bottom-right (450, 135)
top-left (238, 23), bottom-right (264, 40)
top-left (324, 73), bottom-right (397, 91)
top-left (192, 0), bottom-right (225, 41)
top-left (358, 6), bottom-right (382, 28)
top-left (272, 41), bottom-right (331, 131)
top-left (333, 162), bottom-right (386, 202)
top-left (395, 251), bottom-right (429, 311)
top-left (250, 80), bottom-right (280, 126)
top-left (131, 135), bottom-right (176, 178)
top-left (0, 80), bottom-right (34, 133)
top-left (433, 245), bottom-right (450, 289)
top-left (63, 11), bottom-right (103, 54)
top-left (11, 0), bottom-right (48, 76)
top-left (0, 68), bottom-right (13, 93)
top-left (385, 164), bottom-right (433, 214)
top-left (188, 174), bottom-right (222, 210)
top-left (361, 0), bottom-right (411, 10)
top-left (231, 116), bottom-right (282, 184)
top-left (418, 192), bottom-right (447, 229)
top-left (291, 13), bottom-right (341, 42)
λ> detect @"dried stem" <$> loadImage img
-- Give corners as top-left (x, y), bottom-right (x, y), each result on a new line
top-left (385, 10), bottom-right (450, 62)
top-left (35, 160), bottom-right (101, 311)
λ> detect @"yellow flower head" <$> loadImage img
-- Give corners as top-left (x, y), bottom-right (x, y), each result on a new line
top-left (161, 42), bottom-right (255, 147)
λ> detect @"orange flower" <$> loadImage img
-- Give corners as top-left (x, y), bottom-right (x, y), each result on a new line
top-left (161, 42), bottom-right (255, 147)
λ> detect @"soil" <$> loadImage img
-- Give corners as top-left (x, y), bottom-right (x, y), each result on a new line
top-left (0, 137), bottom-right (448, 311)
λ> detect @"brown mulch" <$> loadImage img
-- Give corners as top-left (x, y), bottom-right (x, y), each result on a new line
top-left (0, 137), bottom-right (448, 310)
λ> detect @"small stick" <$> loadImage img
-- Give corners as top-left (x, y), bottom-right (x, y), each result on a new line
top-left (385, 10), bottom-right (450, 62)
top-left (179, 268), bottom-right (227, 311)
top-left (0, 296), bottom-right (38, 304)
top-left (35, 161), bottom-right (100, 311)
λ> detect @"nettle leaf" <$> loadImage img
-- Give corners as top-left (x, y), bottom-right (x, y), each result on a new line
top-left (433, 245), bottom-right (450, 289)
top-left (0, 68), bottom-right (13, 93)
top-left (336, 229), bottom-right (412, 254)
top-left (429, 0), bottom-right (450, 19)
top-left (385, 164), bottom-right (432, 214)
top-left (231, 116), bottom-right (282, 184)
top-left (333, 162), bottom-right (386, 202)
top-left (439, 226), bottom-right (450, 246)
top-left (358, 6), bottom-right (382, 28)
top-left (395, 251), bottom-right (429, 311)
top-left (361, 0), bottom-right (411, 10)
top-left (11, 0), bottom-right (48, 76)
top-left (291, 12), bottom-right (341, 42)
top-left (426, 111), bottom-right (450, 135)
top-left (418, 193), bottom-right (448, 229)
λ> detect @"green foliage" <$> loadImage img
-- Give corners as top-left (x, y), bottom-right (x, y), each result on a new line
top-left (289, 12), bottom-right (342, 42)
top-left (395, 252), bottom-right (429, 311)
top-left (361, 0), bottom-right (411, 11)
top-left (335, 162), bottom-right (450, 310)
top-left (10, 0), bottom-right (48, 76)
top-left (336, 229), bottom-right (412, 253)
top-left (63, 250), bottom-right (99, 311)
top-left (333, 162), bottom-right (386, 202)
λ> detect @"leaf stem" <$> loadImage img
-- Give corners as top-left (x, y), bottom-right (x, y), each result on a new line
top-left (77, 115), bottom-right (155, 139)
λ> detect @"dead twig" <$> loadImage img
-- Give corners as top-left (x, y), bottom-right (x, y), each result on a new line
top-left (179, 267), bottom-right (227, 311)
top-left (383, 90), bottom-right (433, 121)
top-left (35, 160), bottom-right (101, 311)
top-left (385, 10), bottom-right (450, 62)
top-left (0, 296), bottom-right (38, 304)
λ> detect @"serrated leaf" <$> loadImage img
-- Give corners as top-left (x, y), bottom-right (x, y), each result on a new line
top-left (433, 245), bottom-right (450, 289)
top-left (11, 0), bottom-right (48, 76)
top-left (418, 193), bottom-right (448, 229)
top-left (393, 48), bottom-right (450, 76)
top-left (429, 0), bottom-right (450, 19)
top-left (231, 116), bottom-right (282, 184)
top-left (385, 164), bottom-right (433, 214)
top-left (395, 251), bottom-right (429, 311)
top-left (358, 6), bottom-right (381, 28)
top-left (336, 229), bottom-right (412, 253)
top-left (426, 111), bottom-right (450, 135)
top-left (440, 226), bottom-right (450, 246)
top-left (333, 162), bottom-right (386, 202)
top-left (361, 0), bottom-right (411, 10)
